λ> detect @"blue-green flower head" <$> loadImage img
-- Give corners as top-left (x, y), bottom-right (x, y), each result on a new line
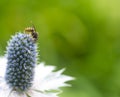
top-left (5, 33), bottom-right (37, 91)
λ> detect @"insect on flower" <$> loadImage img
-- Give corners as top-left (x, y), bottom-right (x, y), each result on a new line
top-left (24, 25), bottom-right (38, 42)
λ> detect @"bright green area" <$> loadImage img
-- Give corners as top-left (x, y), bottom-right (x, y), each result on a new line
top-left (0, 0), bottom-right (120, 97)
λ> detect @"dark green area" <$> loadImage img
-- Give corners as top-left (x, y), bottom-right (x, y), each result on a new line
top-left (0, 0), bottom-right (120, 97)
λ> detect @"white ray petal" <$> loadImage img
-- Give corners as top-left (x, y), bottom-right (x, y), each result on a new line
top-left (9, 91), bottom-right (27, 97)
top-left (0, 82), bottom-right (27, 97)
top-left (28, 90), bottom-right (58, 97)
top-left (33, 63), bottom-right (55, 87)
top-left (0, 57), bottom-right (7, 78)
top-left (33, 63), bottom-right (74, 91)
top-left (35, 63), bottom-right (56, 79)
top-left (0, 82), bottom-right (12, 97)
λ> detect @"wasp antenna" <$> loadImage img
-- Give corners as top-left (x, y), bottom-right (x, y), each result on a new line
top-left (30, 21), bottom-right (34, 27)
top-left (30, 21), bottom-right (36, 32)
top-left (32, 24), bottom-right (36, 31)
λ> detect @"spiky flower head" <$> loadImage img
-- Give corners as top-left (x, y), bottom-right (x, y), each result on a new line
top-left (0, 30), bottom-right (74, 97)
top-left (5, 33), bottom-right (37, 92)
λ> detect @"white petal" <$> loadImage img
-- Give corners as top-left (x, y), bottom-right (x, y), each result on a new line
top-left (34, 63), bottom-right (56, 80)
top-left (33, 63), bottom-right (55, 89)
top-left (0, 82), bottom-right (12, 97)
top-left (9, 91), bottom-right (27, 97)
top-left (33, 63), bottom-right (74, 92)
top-left (28, 90), bottom-right (58, 97)
top-left (0, 81), bottom-right (27, 97)
top-left (0, 57), bottom-right (7, 78)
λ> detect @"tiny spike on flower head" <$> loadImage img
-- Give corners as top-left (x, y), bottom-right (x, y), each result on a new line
top-left (5, 32), bottom-right (37, 92)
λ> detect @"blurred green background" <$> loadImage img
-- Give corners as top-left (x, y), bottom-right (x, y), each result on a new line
top-left (0, 0), bottom-right (120, 97)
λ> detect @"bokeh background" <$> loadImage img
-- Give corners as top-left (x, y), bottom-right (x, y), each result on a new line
top-left (0, 0), bottom-right (120, 97)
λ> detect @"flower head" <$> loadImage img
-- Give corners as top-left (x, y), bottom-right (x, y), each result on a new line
top-left (0, 32), bottom-right (74, 97)
top-left (5, 33), bottom-right (37, 92)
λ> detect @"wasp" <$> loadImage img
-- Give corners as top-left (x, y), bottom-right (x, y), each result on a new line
top-left (24, 25), bottom-right (38, 42)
